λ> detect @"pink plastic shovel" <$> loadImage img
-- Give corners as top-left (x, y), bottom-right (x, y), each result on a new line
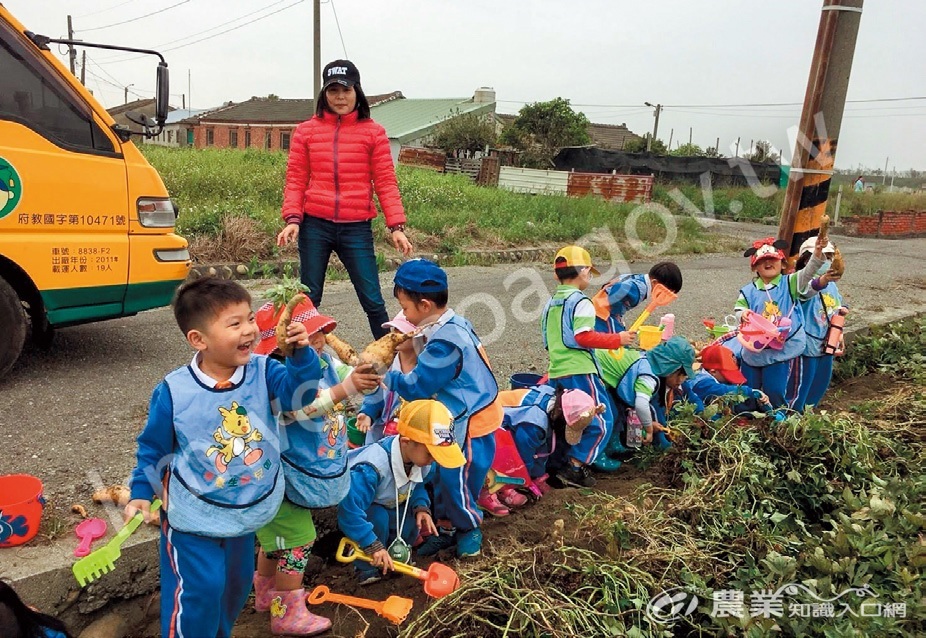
top-left (74, 518), bottom-right (107, 558)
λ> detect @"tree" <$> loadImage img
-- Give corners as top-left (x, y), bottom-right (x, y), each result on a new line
top-left (430, 111), bottom-right (496, 157)
top-left (745, 140), bottom-right (780, 163)
top-left (498, 98), bottom-right (590, 168)
top-left (623, 135), bottom-right (668, 154)
top-left (671, 143), bottom-right (705, 157)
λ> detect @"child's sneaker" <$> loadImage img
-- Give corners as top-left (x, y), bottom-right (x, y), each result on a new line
top-left (356, 566), bottom-right (382, 586)
top-left (555, 463), bottom-right (596, 488)
top-left (477, 490), bottom-right (510, 517)
top-left (455, 528), bottom-right (483, 558)
top-left (498, 485), bottom-right (528, 508)
top-left (417, 526), bottom-right (456, 556)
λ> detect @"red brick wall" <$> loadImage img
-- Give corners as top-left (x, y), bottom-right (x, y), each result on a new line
top-left (192, 124), bottom-right (295, 150)
top-left (844, 210), bottom-right (926, 237)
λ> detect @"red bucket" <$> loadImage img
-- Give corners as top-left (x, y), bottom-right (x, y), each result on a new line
top-left (0, 474), bottom-right (45, 547)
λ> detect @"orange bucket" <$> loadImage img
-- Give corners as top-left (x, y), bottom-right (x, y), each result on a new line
top-left (0, 474), bottom-right (45, 547)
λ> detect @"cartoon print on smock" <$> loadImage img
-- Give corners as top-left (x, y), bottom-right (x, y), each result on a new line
top-left (0, 511), bottom-right (30, 544)
top-left (323, 412), bottom-right (345, 452)
top-left (762, 299), bottom-right (781, 321)
top-left (820, 292), bottom-right (839, 321)
top-left (206, 401), bottom-right (264, 473)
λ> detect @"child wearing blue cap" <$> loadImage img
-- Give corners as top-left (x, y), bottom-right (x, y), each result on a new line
top-left (381, 258), bottom-right (504, 559)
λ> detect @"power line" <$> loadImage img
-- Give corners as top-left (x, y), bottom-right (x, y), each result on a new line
top-left (80, 1), bottom-right (192, 33)
top-left (95, 0), bottom-right (291, 62)
top-left (94, 0), bottom-right (306, 63)
top-left (664, 96), bottom-right (926, 108)
top-left (75, 0), bottom-right (137, 19)
top-left (327, 0), bottom-right (348, 58)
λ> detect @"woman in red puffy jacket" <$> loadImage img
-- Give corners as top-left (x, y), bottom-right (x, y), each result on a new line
top-left (277, 59), bottom-right (413, 339)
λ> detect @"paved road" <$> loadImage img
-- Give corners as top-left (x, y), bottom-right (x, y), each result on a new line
top-left (1, 221), bottom-right (924, 517)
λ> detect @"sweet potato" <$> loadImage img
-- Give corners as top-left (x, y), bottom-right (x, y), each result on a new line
top-left (276, 293), bottom-right (307, 358)
top-left (92, 485), bottom-right (130, 507)
top-left (325, 333), bottom-right (361, 366)
top-left (830, 247), bottom-right (845, 277)
top-left (819, 214), bottom-right (831, 245)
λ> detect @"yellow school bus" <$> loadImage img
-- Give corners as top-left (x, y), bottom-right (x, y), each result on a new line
top-left (0, 5), bottom-right (190, 376)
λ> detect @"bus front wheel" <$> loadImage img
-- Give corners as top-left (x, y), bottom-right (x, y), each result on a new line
top-left (0, 277), bottom-right (26, 378)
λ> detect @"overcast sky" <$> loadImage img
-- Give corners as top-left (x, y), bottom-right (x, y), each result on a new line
top-left (7, 0), bottom-right (925, 171)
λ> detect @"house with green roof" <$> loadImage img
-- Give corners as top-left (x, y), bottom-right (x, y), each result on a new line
top-left (182, 88), bottom-right (496, 160)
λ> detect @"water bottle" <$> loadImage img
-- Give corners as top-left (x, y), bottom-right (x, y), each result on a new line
top-left (625, 408), bottom-right (643, 448)
top-left (658, 313), bottom-right (675, 340)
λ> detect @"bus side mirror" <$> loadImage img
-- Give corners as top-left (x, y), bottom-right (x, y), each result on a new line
top-left (155, 63), bottom-right (170, 127)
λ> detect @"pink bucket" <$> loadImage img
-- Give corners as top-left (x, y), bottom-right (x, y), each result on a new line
top-left (737, 310), bottom-right (790, 353)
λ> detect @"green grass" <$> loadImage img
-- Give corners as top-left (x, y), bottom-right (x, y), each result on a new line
top-left (148, 146), bottom-right (926, 263)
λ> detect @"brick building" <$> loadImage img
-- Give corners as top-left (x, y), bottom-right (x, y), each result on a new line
top-left (183, 92), bottom-right (403, 151)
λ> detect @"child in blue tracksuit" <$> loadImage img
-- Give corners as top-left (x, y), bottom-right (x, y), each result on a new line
top-left (125, 278), bottom-right (322, 638)
top-left (792, 238), bottom-right (845, 411)
top-left (382, 259), bottom-right (503, 559)
top-left (338, 400), bottom-right (465, 584)
top-left (734, 237), bottom-right (826, 408)
top-left (592, 261), bottom-right (683, 333)
top-left (497, 385), bottom-right (601, 498)
top-left (690, 344), bottom-right (769, 414)
top-left (250, 298), bottom-right (380, 636)
top-left (542, 246), bottom-right (633, 485)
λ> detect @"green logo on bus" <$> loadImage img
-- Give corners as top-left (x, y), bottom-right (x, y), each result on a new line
top-left (0, 157), bottom-right (23, 219)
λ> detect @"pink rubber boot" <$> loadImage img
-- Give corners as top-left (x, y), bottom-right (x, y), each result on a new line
top-left (269, 588), bottom-right (332, 636)
top-left (253, 571), bottom-right (274, 612)
top-left (477, 489), bottom-right (510, 517)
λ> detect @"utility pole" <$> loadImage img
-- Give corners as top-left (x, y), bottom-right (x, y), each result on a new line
top-left (313, 0), bottom-right (322, 99)
top-left (735, 137), bottom-right (740, 157)
top-left (715, 137), bottom-right (720, 155)
top-left (80, 50), bottom-right (86, 85)
top-left (667, 128), bottom-right (674, 150)
top-left (778, 0), bottom-right (864, 260)
top-left (689, 127), bottom-right (693, 147)
top-left (188, 70), bottom-right (192, 112)
top-left (882, 156), bottom-right (888, 184)
top-left (644, 102), bottom-right (661, 152)
top-left (66, 15), bottom-right (76, 76)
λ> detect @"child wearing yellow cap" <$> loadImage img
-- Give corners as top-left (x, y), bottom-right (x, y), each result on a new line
top-left (338, 400), bottom-right (465, 585)
top-left (541, 246), bottom-right (632, 486)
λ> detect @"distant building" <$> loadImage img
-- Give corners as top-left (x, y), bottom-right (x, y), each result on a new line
top-left (183, 92), bottom-right (403, 152)
top-left (147, 108), bottom-right (214, 147)
top-left (107, 98), bottom-right (175, 135)
top-left (180, 88), bottom-right (497, 161)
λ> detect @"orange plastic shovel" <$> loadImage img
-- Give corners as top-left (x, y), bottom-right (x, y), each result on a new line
top-left (307, 585), bottom-right (413, 625)
top-left (628, 282), bottom-right (678, 333)
top-left (336, 537), bottom-right (460, 598)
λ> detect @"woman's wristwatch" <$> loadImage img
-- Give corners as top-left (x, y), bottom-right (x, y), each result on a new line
top-left (388, 223), bottom-right (406, 234)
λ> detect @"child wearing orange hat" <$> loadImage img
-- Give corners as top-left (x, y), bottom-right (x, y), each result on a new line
top-left (251, 297), bottom-right (380, 636)
top-left (690, 344), bottom-right (770, 414)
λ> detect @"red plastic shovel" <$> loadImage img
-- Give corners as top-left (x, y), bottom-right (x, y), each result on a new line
top-left (336, 537), bottom-right (460, 598)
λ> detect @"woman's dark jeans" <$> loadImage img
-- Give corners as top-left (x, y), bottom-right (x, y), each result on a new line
top-left (298, 216), bottom-right (389, 339)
